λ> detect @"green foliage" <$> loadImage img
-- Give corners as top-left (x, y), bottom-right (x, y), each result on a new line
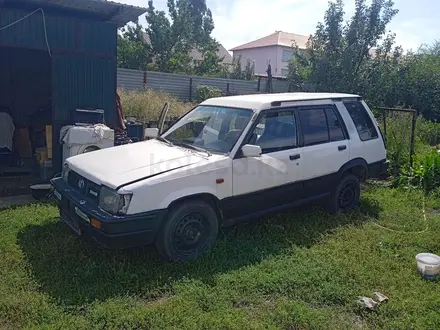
top-left (398, 149), bottom-right (440, 193)
top-left (381, 112), bottom-right (414, 174)
top-left (287, 0), bottom-right (440, 122)
top-left (288, 0), bottom-right (398, 93)
top-left (117, 0), bottom-right (224, 76)
top-left (117, 25), bottom-right (152, 70)
top-left (195, 85), bottom-right (223, 102)
top-left (229, 55), bottom-right (255, 81)
top-left (417, 117), bottom-right (440, 146)
top-left (402, 52), bottom-right (440, 121)
top-left (118, 88), bottom-right (194, 122)
top-left (146, 0), bottom-right (194, 73)
top-left (193, 41), bottom-right (225, 76)
top-left (2, 186), bottom-right (440, 329)
top-left (374, 111), bottom-right (440, 174)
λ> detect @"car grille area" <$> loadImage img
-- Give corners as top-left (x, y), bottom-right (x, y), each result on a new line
top-left (67, 171), bottom-right (101, 204)
top-left (59, 200), bottom-right (83, 235)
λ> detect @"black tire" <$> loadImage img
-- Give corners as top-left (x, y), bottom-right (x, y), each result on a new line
top-left (327, 174), bottom-right (361, 214)
top-left (155, 199), bottom-right (218, 262)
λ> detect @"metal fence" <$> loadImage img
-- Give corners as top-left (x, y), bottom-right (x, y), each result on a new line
top-left (117, 68), bottom-right (292, 101)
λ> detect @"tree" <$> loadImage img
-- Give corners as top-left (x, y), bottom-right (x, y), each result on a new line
top-left (117, 0), bottom-right (222, 75)
top-left (193, 40), bottom-right (225, 76)
top-left (117, 23), bottom-right (152, 70)
top-left (227, 56), bottom-right (254, 81)
top-left (230, 55), bottom-right (244, 80)
top-left (288, 0), bottom-right (398, 93)
top-left (244, 59), bottom-right (255, 81)
top-left (402, 47), bottom-right (440, 121)
top-left (145, 0), bottom-right (222, 74)
top-left (186, 0), bottom-right (214, 44)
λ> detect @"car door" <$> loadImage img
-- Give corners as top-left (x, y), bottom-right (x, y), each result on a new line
top-left (226, 109), bottom-right (303, 219)
top-left (297, 104), bottom-right (350, 197)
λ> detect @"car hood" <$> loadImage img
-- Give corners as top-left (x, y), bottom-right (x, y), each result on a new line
top-left (66, 139), bottom-right (207, 189)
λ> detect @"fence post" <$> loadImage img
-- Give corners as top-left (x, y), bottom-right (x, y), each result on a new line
top-left (257, 77), bottom-right (261, 91)
top-left (382, 109), bottom-right (387, 146)
top-left (410, 110), bottom-right (417, 168)
top-left (143, 71), bottom-right (147, 89)
top-left (227, 82), bottom-right (230, 95)
top-left (189, 77), bottom-right (193, 102)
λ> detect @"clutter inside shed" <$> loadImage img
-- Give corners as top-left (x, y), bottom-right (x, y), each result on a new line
top-left (0, 47), bottom-right (53, 179)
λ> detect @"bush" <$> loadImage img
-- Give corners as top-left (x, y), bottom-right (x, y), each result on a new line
top-left (118, 88), bottom-right (194, 123)
top-left (374, 112), bottom-right (434, 174)
top-left (417, 118), bottom-right (440, 146)
top-left (195, 85), bottom-right (223, 102)
top-left (398, 149), bottom-right (440, 193)
top-left (379, 112), bottom-right (417, 174)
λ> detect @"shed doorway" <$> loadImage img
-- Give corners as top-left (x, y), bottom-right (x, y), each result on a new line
top-left (0, 47), bottom-right (52, 179)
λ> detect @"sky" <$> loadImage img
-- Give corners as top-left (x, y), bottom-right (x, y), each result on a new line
top-left (118, 0), bottom-right (440, 53)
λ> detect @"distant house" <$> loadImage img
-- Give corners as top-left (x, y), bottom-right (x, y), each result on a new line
top-left (230, 31), bottom-right (309, 77)
top-left (142, 33), bottom-right (233, 69)
top-left (189, 44), bottom-right (233, 68)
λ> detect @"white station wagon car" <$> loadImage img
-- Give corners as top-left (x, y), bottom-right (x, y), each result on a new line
top-left (51, 93), bottom-right (388, 261)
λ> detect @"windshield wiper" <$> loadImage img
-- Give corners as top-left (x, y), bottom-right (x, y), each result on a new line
top-left (155, 136), bottom-right (173, 146)
top-left (174, 142), bottom-right (212, 156)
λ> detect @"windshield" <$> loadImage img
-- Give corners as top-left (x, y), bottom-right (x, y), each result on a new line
top-left (162, 105), bottom-right (253, 154)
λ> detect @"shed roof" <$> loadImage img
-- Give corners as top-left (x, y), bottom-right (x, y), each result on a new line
top-left (4, 0), bottom-right (147, 27)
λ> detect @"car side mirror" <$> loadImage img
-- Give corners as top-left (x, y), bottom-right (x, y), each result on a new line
top-left (242, 144), bottom-right (262, 157)
top-left (144, 127), bottom-right (159, 138)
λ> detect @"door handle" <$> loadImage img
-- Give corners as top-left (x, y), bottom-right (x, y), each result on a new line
top-left (338, 145), bottom-right (347, 151)
top-left (289, 154), bottom-right (300, 161)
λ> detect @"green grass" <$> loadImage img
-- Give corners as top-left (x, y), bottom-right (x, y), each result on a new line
top-left (1, 184), bottom-right (440, 329)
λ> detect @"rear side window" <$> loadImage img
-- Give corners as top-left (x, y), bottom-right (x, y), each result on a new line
top-left (299, 106), bottom-right (346, 146)
top-left (325, 108), bottom-right (345, 142)
top-left (343, 101), bottom-right (378, 141)
top-left (300, 108), bottom-right (329, 146)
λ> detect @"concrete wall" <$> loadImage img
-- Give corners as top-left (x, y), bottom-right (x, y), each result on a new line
top-left (232, 46), bottom-right (279, 76)
top-left (233, 46), bottom-right (295, 77)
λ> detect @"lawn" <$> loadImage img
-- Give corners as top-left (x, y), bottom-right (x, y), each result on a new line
top-left (1, 184), bottom-right (440, 329)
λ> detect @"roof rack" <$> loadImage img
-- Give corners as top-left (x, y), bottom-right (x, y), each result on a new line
top-left (270, 96), bottom-right (362, 107)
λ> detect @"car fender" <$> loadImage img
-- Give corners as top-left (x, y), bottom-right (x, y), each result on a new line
top-left (338, 158), bottom-right (368, 178)
top-left (159, 186), bottom-right (220, 210)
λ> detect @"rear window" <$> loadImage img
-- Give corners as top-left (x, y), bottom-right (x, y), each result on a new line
top-left (343, 101), bottom-right (378, 141)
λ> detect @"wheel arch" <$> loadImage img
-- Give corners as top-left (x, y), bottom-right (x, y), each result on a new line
top-left (168, 193), bottom-right (224, 223)
top-left (338, 158), bottom-right (368, 181)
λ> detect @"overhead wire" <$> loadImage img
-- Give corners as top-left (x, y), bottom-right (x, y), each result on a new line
top-left (0, 8), bottom-right (52, 57)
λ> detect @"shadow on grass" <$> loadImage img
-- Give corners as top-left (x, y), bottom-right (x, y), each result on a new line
top-left (18, 197), bottom-right (380, 305)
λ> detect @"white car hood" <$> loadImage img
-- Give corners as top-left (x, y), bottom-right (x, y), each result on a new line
top-left (66, 139), bottom-right (205, 189)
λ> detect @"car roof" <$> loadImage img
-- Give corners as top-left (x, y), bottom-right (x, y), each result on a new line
top-left (200, 92), bottom-right (360, 111)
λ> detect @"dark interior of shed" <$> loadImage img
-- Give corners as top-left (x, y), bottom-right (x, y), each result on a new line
top-left (0, 47), bottom-right (52, 179)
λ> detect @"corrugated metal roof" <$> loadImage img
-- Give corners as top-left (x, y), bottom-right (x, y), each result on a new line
top-left (9, 0), bottom-right (147, 27)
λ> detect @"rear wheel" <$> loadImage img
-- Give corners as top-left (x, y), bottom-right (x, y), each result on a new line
top-left (155, 199), bottom-right (218, 262)
top-left (327, 174), bottom-right (360, 213)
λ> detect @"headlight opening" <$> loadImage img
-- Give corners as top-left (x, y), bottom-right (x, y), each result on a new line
top-left (99, 186), bottom-right (132, 215)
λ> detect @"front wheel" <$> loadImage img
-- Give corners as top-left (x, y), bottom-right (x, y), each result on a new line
top-left (155, 200), bottom-right (218, 262)
top-left (327, 174), bottom-right (361, 214)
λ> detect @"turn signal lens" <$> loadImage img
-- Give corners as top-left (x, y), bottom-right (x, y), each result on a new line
top-left (91, 219), bottom-right (102, 230)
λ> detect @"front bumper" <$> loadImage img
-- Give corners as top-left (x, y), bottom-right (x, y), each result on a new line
top-left (51, 178), bottom-right (167, 249)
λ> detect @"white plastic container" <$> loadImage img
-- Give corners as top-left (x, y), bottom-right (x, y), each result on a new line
top-left (416, 253), bottom-right (440, 279)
